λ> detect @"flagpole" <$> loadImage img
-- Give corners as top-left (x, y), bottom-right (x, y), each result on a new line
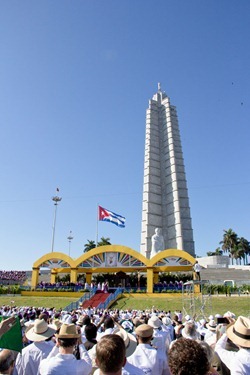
top-left (96, 204), bottom-right (99, 247)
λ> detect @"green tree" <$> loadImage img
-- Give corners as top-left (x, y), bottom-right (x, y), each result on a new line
top-left (97, 237), bottom-right (111, 246)
top-left (237, 237), bottom-right (250, 265)
top-left (220, 229), bottom-right (238, 265)
top-left (214, 247), bottom-right (223, 255)
top-left (83, 240), bottom-right (96, 253)
top-left (207, 248), bottom-right (223, 256)
top-left (206, 251), bottom-right (214, 256)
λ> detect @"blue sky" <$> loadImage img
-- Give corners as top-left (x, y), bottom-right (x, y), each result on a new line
top-left (0, 1), bottom-right (249, 270)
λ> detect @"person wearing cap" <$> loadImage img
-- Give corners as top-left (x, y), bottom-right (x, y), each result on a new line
top-left (119, 313), bottom-right (134, 334)
top-left (197, 318), bottom-right (208, 341)
top-left (39, 323), bottom-right (92, 374)
top-left (14, 318), bottom-right (56, 375)
top-left (181, 321), bottom-right (200, 341)
top-left (215, 316), bottom-right (250, 375)
top-left (148, 315), bottom-right (171, 356)
top-left (76, 315), bottom-right (91, 343)
top-left (204, 320), bottom-right (217, 347)
top-left (161, 317), bottom-right (174, 342)
top-left (127, 324), bottom-right (170, 375)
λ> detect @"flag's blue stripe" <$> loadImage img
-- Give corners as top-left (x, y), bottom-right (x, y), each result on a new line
top-left (100, 207), bottom-right (125, 228)
top-left (102, 217), bottom-right (125, 228)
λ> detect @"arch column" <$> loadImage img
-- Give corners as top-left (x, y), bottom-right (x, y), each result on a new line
top-left (153, 272), bottom-right (159, 284)
top-left (85, 272), bottom-right (92, 284)
top-left (31, 267), bottom-right (39, 289)
top-left (51, 270), bottom-right (57, 284)
top-left (147, 267), bottom-right (154, 293)
top-left (70, 268), bottom-right (78, 283)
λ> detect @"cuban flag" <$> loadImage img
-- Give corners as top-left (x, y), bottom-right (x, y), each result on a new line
top-left (98, 206), bottom-right (125, 228)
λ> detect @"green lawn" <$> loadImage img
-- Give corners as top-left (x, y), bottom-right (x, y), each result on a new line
top-left (0, 296), bottom-right (79, 310)
top-left (0, 295), bottom-right (249, 317)
top-left (112, 295), bottom-right (250, 318)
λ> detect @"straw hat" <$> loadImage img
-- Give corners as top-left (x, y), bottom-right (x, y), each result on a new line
top-left (162, 317), bottom-right (172, 326)
top-left (76, 316), bottom-right (85, 326)
top-left (49, 319), bottom-right (62, 331)
top-left (121, 313), bottom-right (131, 320)
top-left (25, 319), bottom-right (56, 342)
top-left (224, 311), bottom-right (236, 320)
top-left (148, 315), bottom-right (162, 329)
top-left (55, 323), bottom-right (81, 339)
top-left (114, 328), bottom-right (137, 357)
top-left (226, 316), bottom-right (250, 348)
top-left (206, 320), bottom-right (217, 331)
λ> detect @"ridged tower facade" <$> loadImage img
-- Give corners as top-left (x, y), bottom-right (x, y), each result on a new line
top-left (141, 84), bottom-right (195, 258)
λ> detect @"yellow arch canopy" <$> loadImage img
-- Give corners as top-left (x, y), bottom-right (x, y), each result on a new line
top-left (33, 251), bottom-right (75, 269)
top-left (31, 246), bottom-right (196, 292)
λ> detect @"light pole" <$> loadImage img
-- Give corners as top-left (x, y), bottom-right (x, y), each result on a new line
top-left (67, 231), bottom-right (73, 257)
top-left (51, 190), bottom-right (62, 253)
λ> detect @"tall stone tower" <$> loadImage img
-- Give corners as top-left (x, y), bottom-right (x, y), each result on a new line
top-left (141, 84), bottom-right (195, 258)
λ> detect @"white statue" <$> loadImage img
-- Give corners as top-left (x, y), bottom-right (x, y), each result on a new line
top-left (151, 228), bottom-right (165, 257)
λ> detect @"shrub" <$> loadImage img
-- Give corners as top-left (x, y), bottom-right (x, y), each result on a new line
top-left (0, 285), bottom-right (21, 295)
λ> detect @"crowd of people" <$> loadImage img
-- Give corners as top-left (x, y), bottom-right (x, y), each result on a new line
top-left (0, 271), bottom-right (26, 284)
top-left (0, 303), bottom-right (249, 374)
top-left (36, 281), bottom-right (110, 293)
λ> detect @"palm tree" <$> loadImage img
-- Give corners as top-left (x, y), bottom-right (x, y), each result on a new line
top-left (220, 229), bottom-right (238, 265)
top-left (230, 244), bottom-right (241, 265)
top-left (214, 247), bottom-right (223, 255)
top-left (237, 237), bottom-right (250, 265)
top-left (206, 251), bottom-right (214, 256)
top-left (97, 237), bottom-right (111, 246)
top-left (83, 240), bottom-right (96, 253)
top-left (206, 248), bottom-right (222, 256)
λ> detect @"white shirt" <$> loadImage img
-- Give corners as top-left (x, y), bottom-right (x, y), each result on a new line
top-left (204, 330), bottom-right (216, 346)
top-left (97, 327), bottom-right (115, 341)
top-left (151, 328), bottom-right (171, 355)
top-left (94, 361), bottom-right (144, 375)
top-left (161, 324), bottom-right (174, 342)
top-left (194, 263), bottom-right (201, 272)
top-left (215, 333), bottom-right (250, 375)
top-left (39, 344), bottom-right (92, 375)
top-left (127, 343), bottom-right (170, 375)
top-left (15, 341), bottom-right (54, 375)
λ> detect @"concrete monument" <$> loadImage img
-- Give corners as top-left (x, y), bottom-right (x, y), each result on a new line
top-left (141, 84), bottom-right (195, 258)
